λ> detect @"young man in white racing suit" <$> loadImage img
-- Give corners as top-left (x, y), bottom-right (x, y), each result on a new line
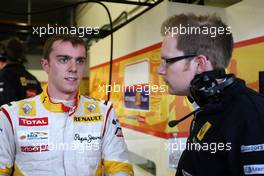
top-left (0, 34), bottom-right (133, 176)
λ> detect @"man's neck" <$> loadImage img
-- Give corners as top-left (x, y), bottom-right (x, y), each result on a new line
top-left (47, 86), bottom-right (77, 101)
top-left (50, 97), bottom-right (75, 107)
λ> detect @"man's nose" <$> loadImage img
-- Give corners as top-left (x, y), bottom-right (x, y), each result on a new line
top-left (158, 64), bottom-right (166, 75)
top-left (69, 60), bottom-right (77, 72)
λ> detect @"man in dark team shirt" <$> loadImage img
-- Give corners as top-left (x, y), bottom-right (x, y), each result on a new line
top-left (0, 37), bottom-right (42, 106)
top-left (158, 13), bottom-right (264, 176)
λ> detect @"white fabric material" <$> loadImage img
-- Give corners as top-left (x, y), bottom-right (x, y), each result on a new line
top-left (0, 94), bottom-right (132, 175)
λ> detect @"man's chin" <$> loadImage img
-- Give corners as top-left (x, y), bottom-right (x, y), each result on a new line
top-left (63, 87), bottom-right (79, 95)
top-left (168, 88), bottom-right (187, 96)
top-left (168, 89), bottom-right (179, 95)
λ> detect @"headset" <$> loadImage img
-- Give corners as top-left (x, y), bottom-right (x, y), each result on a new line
top-left (190, 69), bottom-right (236, 107)
top-left (168, 69), bottom-right (236, 127)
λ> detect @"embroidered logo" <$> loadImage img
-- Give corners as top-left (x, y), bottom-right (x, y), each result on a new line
top-left (74, 133), bottom-right (101, 143)
top-left (74, 115), bottom-right (103, 123)
top-left (196, 121), bottom-right (212, 141)
top-left (22, 103), bottom-right (32, 114)
top-left (87, 104), bottom-right (96, 112)
top-left (21, 145), bottom-right (48, 152)
top-left (115, 127), bottom-right (124, 137)
top-left (19, 117), bottom-right (48, 126)
top-left (19, 101), bottom-right (36, 116)
top-left (18, 130), bottom-right (48, 142)
top-left (20, 77), bottom-right (27, 86)
top-left (84, 102), bottom-right (100, 114)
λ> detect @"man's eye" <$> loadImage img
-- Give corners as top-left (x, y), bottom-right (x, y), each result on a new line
top-left (76, 58), bottom-right (85, 65)
top-left (58, 57), bottom-right (69, 63)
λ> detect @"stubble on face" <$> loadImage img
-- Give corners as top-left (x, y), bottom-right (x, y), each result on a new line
top-left (160, 36), bottom-right (197, 96)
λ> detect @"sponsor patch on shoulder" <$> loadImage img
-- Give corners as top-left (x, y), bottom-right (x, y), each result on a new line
top-left (74, 115), bottom-right (103, 123)
top-left (241, 144), bottom-right (264, 153)
top-left (244, 164), bottom-right (264, 175)
top-left (19, 101), bottom-right (36, 116)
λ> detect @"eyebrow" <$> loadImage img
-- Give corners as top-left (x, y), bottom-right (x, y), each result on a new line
top-left (56, 55), bottom-right (71, 58)
top-left (56, 55), bottom-right (86, 60)
top-left (76, 56), bottom-right (87, 60)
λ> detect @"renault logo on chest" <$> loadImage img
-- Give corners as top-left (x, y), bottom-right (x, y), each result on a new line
top-left (84, 102), bottom-right (100, 114)
top-left (87, 104), bottom-right (96, 112)
top-left (22, 103), bottom-right (33, 114)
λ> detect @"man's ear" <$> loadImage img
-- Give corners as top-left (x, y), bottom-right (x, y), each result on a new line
top-left (195, 55), bottom-right (212, 74)
top-left (41, 58), bottom-right (49, 73)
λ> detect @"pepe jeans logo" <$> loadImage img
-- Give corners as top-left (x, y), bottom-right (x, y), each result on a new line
top-left (74, 133), bottom-right (101, 143)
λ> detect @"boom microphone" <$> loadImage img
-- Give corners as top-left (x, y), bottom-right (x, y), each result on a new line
top-left (168, 108), bottom-right (202, 127)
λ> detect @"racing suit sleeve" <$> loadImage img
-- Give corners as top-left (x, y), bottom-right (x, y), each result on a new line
top-left (0, 108), bottom-right (15, 175)
top-left (101, 105), bottom-right (134, 176)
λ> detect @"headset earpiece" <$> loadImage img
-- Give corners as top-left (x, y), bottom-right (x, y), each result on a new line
top-left (168, 69), bottom-right (236, 128)
top-left (190, 69), bottom-right (236, 107)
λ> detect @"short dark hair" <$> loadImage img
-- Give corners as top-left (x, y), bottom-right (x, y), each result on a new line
top-left (43, 34), bottom-right (87, 60)
top-left (161, 13), bottom-right (234, 69)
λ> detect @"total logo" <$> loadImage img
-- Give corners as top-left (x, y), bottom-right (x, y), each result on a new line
top-left (19, 117), bottom-right (48, 126)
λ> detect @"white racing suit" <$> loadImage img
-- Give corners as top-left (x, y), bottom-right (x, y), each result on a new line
top-left (0, 88), bottom-right (133, 176)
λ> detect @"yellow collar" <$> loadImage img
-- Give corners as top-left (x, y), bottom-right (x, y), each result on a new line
top-left (40, 86), bottom-right (80, 113)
